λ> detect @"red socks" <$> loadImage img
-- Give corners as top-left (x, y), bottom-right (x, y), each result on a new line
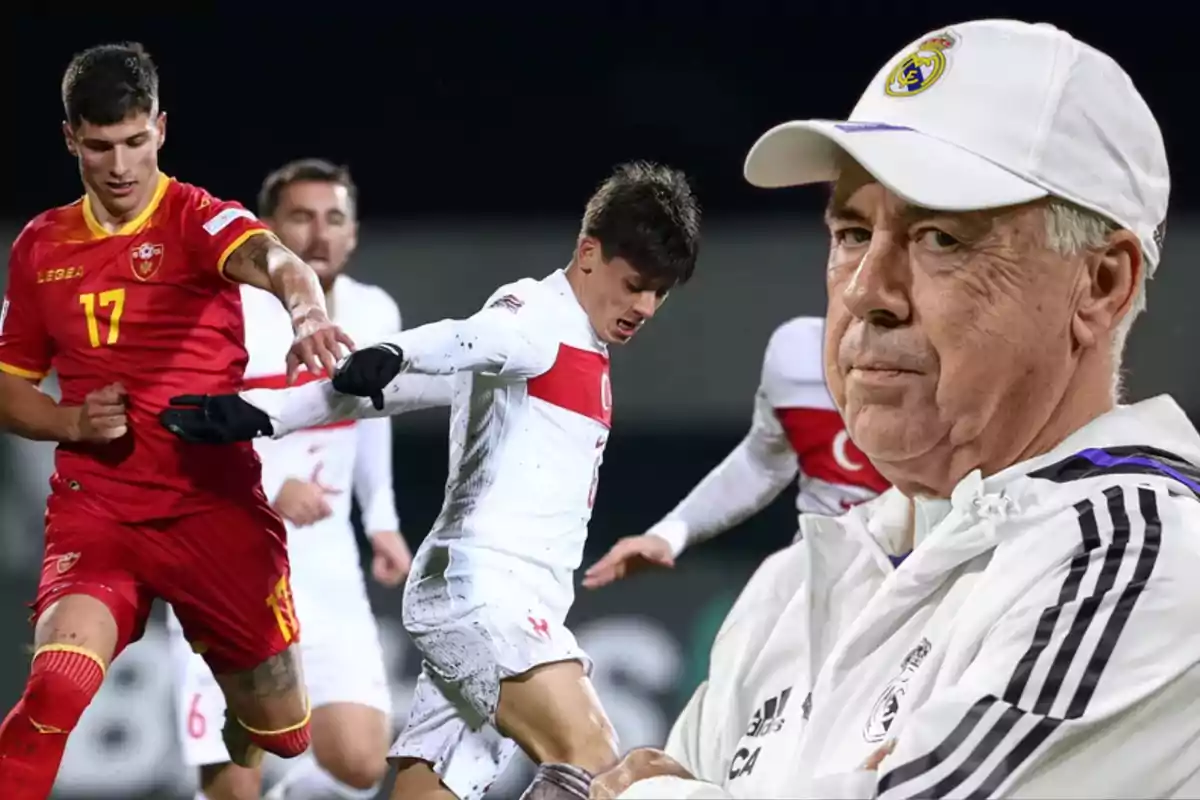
top-left (0, 646), bottom-right (105, 799)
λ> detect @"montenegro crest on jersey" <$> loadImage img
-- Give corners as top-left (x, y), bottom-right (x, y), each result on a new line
top-left (130, 242), bottom-right (165, 281)
top-left (884, 31), bottom-right (957, 98)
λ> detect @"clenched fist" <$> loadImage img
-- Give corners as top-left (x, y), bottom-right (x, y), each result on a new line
top-left (369, 530), bottom-right (413, 587)
top-left (73, 383), bottom-right (129, 442)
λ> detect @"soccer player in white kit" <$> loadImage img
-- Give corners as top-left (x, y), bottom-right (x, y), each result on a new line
top-left (165, 159), bottom-right (425, 800)
top-left (158, 161), bottom-right (703, 800)
top-left (583, 316), bottom-right (891, 588)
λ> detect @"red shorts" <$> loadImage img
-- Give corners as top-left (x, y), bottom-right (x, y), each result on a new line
top-left (32, 482), bottom-right (299, 674)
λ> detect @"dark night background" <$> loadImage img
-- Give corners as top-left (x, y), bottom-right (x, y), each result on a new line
top-left (0, 5), bottom-right (1194, 797)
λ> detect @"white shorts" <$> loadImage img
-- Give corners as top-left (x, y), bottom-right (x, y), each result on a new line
top-left (167, 536), bottom-right (392, 767)
top-left (388, 546), bottom-right (590, 800)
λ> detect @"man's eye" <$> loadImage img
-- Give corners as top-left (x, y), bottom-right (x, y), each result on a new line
top-left (833, 227), bottom-right (870, 246)
top-left (917, 229), bottom-right (960, 250)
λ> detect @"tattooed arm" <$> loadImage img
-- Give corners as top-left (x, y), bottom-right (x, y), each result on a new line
top-left (222, 233), bottom-right (355, 380)
top-left (222, 233), bottom-right (320, 322)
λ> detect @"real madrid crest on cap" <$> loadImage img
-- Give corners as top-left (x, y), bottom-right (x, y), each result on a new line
top-left (884, 31), bottom-right (957, 98)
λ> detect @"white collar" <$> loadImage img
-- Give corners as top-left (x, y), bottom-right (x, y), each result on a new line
top-left (545, 267), bottom-right (607, 351)
top-left (859, 395), bottom-right (1200, 553)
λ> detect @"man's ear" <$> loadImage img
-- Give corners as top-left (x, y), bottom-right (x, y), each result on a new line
top-left (63, 121), bottom-right (78, 156)
top-left (1071, 229), bottom-right (1141, 350)
top-left (576, 236), bottom-right (601, 274)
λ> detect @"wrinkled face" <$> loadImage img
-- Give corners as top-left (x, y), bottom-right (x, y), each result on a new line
top-left (268, 180), bottom-right (358, 288)
top-left (574, 237), bottom-right (672, 344)
top-left (64, 111), bottom-right (165, 220)
top-left (822, 164), bottom-right (1113, 478)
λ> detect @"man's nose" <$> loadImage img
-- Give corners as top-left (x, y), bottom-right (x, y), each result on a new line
top-left (633, 291), bottom-right (658, 319)
top-left (109, 146), bottom-right (130, 177)
top-left (841, 234), bottom-right (911, 326)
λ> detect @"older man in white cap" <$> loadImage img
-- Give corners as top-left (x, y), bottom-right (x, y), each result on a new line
top-left (590, 18), bottom-right (1200, 800)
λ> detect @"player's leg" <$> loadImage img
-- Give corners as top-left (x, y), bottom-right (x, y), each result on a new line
top-left (391, 758), bottom-right (459, 800)
top-left (495, 660), bottom-right (618, 799)
top-left (265, 704), bottom-right (389, 799)
top-left (311, 703), bottom-right (390, 791)
top-left (0, 595), bottom-right (119, 799)
top-left (0, 503), bottom-right (149, 799)
top-left (393, 564), bottom-right (610, 800)
top-left (197, 762), bottom-right (263, 800)
top-left (162, 501), bottom-right (312, 768)
top-left (390, 672), bottom-right (610, 800)
top-left (478, 583), bottom-right (619, 798)
top-left (165, 604), bottom-right (264, 800)
top-left (264, 575), bottom-right (393, 799)
top-left (388, 670), bottom-right (518, 800)
top-left (210, 643), bottom-right (309, 765)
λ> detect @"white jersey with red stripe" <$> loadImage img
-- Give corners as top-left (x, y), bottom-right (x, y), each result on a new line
top-left (648, 317), bottom-right (889, 557)
top-left (418, 268), bottom-right (611, 576)
top-left (393, 269), bottom-right (611, 795)
top-left (240, 268), bottom-right (610, 576)
top-left (761, 317), bottom-right (889, 516)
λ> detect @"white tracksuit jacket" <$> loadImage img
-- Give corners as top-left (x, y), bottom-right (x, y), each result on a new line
top-left (621, 395), bottom-right (1200, 799)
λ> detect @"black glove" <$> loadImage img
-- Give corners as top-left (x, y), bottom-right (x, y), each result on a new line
top-left (331, 343), bottom-right (404, 411)
top-left (160, 394), bottom-right (274, 444)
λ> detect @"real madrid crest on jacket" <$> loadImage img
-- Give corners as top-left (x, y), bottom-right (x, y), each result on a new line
top-left (620, 397), bottom-right (1200, 799)
top-left (863, 638), bottom-right (930, 744)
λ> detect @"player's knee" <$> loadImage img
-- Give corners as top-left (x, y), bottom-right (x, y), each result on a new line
top-left (243, 716), bottom-right (312, 759)
top-left (22, 645), bottom-right (106, 734)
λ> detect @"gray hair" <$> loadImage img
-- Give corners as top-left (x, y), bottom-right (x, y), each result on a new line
top-left (1042, 202), bottom-right (1146, 398)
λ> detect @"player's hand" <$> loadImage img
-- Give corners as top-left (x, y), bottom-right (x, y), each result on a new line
top-left (590, 747), bottom-right (695, 800)
top-left (73, 383), bottom-right (130, 443)
top-left (288, 308), bottom-right (355, 384)
top-left (273, 477), bottom-right (335, 527)
top-left (160, 394), bottom-right (275, 443)
top-left (582, 534), bottom-right (675, 590)
top-left (862, 739), bottom-right (897, 770)
top-left (330, 343), bottom-right (405, 411)
top-left (369, 530), bottom-right (413, 587)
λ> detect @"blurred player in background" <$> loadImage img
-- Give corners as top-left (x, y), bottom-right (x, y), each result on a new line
top-left (166, 159), bottom-right (430, 800)
top-left (0, 44), bottom-right (352, 799)
top-left (159, 161), bottom-right (703, 800)
top-left (583, 316), bottom-right (890, 588)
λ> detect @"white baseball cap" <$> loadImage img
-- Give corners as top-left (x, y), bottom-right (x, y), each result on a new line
top-left (743, 19), bottom-right (1170, 272)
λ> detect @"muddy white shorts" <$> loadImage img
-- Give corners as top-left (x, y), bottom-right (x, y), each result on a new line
top-left (388, 546), bottom-right (591, 800)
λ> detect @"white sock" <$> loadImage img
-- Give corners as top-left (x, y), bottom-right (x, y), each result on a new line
top-left (266, 751), bottom-right (380, 800)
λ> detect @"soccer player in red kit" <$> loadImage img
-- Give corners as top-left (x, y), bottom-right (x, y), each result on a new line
top-left (0, 43), bottom-right (353, 799)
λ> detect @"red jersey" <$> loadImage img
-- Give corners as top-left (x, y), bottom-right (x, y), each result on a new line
top-left (0, 173), bottom-right (274, 522)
